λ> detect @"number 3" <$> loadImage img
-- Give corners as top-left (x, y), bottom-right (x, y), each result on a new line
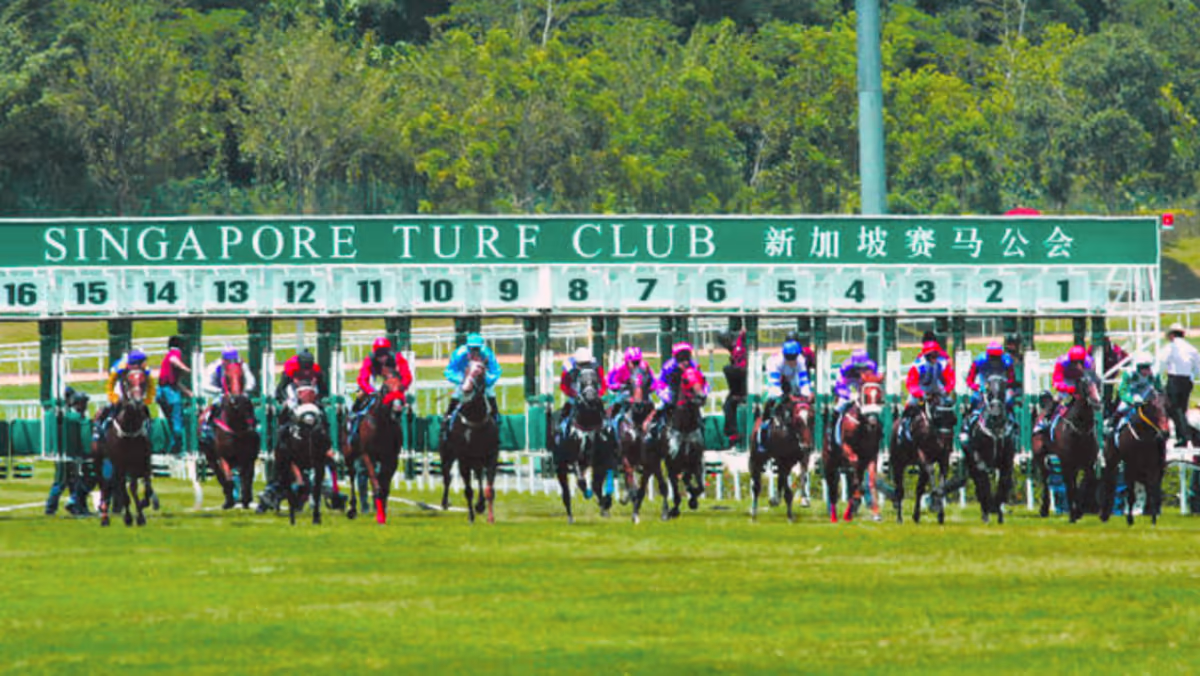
top-left (915, 280), bottom-right (935, 304)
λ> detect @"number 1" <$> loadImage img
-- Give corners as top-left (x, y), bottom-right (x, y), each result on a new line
top-left (1057, 279), bottom-right (1070, 303)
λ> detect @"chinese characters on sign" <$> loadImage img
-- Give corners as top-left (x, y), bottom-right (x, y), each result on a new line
top-left (759, 223), bottom-right (1079, 262)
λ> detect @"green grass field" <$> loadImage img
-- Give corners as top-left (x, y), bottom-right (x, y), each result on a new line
top-left (2, 471), bottom-right (1198, 674)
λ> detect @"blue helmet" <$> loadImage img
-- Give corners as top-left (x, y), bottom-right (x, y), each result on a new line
top-left (221, 347), bottom-right (239, 361)
top-left (466, 333), bottom-right (484, 348)
top-left (128, 349), bottom-right (147, 364)
top-left (782, 340), bottom-right (802, 359)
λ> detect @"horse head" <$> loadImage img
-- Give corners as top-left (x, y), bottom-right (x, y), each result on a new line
top-left (379, 367), bottom-right (407, 415)
top-left (1070, 370), bottom-right (1102, 422)
top-left (1135, 390), bottom-right (1170, 439)
top-left (461, 359), bottom-right (487, 401)
top-left (577, 368), bottom-right (603, 409)
top-left (223, 361), bottom-right (246, 396)
top-left (984, 374), bottom-right (1009, 421)
top-left (122, 369), bottom-right (148, 405)
top-left (291, 383), bottom-right (324, 433)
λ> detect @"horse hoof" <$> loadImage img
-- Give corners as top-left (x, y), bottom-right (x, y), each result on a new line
top-left (601, 508), bottom-right (611, 518)
top-left (124, 515), bottom-right (133, 527)
top-left (441, 501), bottom-right (450, 511)
top-left (313, 514), bottom-right (322, 525)
top-left (568, 515), bottom-right (575, 525)
top-left (788, 515), bottom-right (796, 524)
top-left (661, 511), bottom-right (670, 522)
top-left (619, 494), bottom-right (631, 506)
top-left (222, 499), bottom-right (235, 510)
top-left (376, 510), bottom-right (386, 525)
top-left (632, 513), bottom-right (640, 525)
top-left (151, 494), bottom-right (160, 511)
top-left (769, 497), bottom-right (781, 508)
top-left (937, 511), bottom-right (945, 525)
top-left (997, 511), bottom-right (1004, 525)
top-left (982, 513), bottom-right (989, 524)
top-left (136, 514), bottom-right (146, 527)
top-left (474, 502), bottom-right (486, 515)
top-left (487, 514), bottom-right (494, 524)
top-left (100, 516), bottom-right (110, 527)
top-left (669, 507), bottom-right (680, 519)
top-left (347, 508), bottom-right (358, 520)
top-left (871, 513), bottom-right (883, 523)
top-left (688, 496), bottom-right (699, 511)
top-left (801, 497), bottom-right (811, 508)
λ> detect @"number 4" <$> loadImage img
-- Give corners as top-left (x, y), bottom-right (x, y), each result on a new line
top-left (844, 279), bottom-right (865, 304)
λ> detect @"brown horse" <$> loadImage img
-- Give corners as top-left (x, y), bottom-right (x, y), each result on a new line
top-left (343, 367), bottom-right (406, 524)
top-left (824, 372), bottom-right (885, 523)
top-left (750, 387), bottom-right (814, 523)
top-left (963, 374), bottom-right (1017, 524)
top-left (658, 366), bottom-right (707, 519)
top-left (97, 369), bottom-right (153, 527)
top-left (275, 378), bottom-right (332, 525)
top-left (440, 360), bottom-right (499, 523)
top-left (554, 367), bottom-right (617, 523)
top-left (1031, 370), bottom-right (1102, 522)
top-left (1101, 390), bottom-right (1170, 526)
top-left (616, 366), bottom-right (667, 524)
top-left (202, 361), bottom-right (259, 510)
top-left (888, 392), bottom-right (959, 524)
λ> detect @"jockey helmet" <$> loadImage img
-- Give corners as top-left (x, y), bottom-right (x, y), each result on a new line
top-left (1068, 345), bottom-right (1087, 362)
top-left (221, 347), bottom-right (239, 361)
top-left (986, 341), bottom-right (1004, 357)
top-left (573, 347), bottom-right (594, 366)
top-left (297, 350), bottom-right (315, 370)
top-left (1134, 352), bottom-right (1153, 370)
top-left (372, 337), bottom-right (392, 353)
top-left (127, 349), bottom-right (147, 365)
top-left (672, 342), bottom-right (693, 362)
top-left (850, 348), bottom-right (871, 365)
top-left (920, 341), bottom-right (940, 359)
top-left (782, 340), bottom-right (802, 359)
top-left (624, 346), bottom-right (643, 364)
top-left (466, 333), bottom-right (485, 349)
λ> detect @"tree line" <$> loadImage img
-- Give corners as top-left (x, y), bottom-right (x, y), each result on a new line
top-left (1, 0), bottom-right (1197, 217)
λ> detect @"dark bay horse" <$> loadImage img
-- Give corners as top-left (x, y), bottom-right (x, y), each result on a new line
top-left (441, 360), bottom-right (499, 523)
top-left (662, 366), bottom-right (707, 519)
top-left (203, 361), bottom-right (259, 510)
top-left (276, 380), bottom-right (331, 525)
top-left (556, 368), bottom-right (617, 523)
top-left (1101, 390), bottom-right (1169, 526)
top-left (343, 367), bottom-right (405, 524)
top-left (98, 369), bottom-right (153, 527)
top-left (616, 366), bottom-right (667, 524)
top-left (964, 375), bottom-right (1018, 524)
top-left (824, 372), bottom-right (885, 523)
top-left (750, 386), bottom-right (813, 522)
top-left (1031, 370), bottom-right (1102, 522)
top-left (888, 392), bottom-right (959, 524)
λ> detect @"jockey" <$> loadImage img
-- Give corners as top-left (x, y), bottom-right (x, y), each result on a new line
top-left (717, 330), bottom-right (748, 444)
top-left (960, 341), bottom-right (1017, 442)
top-left (606, 346), bottom-right (659, 416)
top-left (783, 330), bottom-right (817, 372)
top-left (347, 337), bottom-right (413, 447)
top-left (274, 349), bottom-right (328, 438)
top-left (755, 339), bottom-right (813, 452)
top-left (1051, 345), bottom-right (1095, 404)
top-left (441, 333), bottom-right (502, 439)
top-left (199, 348), bottom-right (257, 450)
top-left (157, 335), bottom-right (192, 456)
top-left (901, 341), bottom-right (955, 435)
top-left (831, 349), bottom-right (880, 444)
top-left (648, 342), bottom-right (710, 438)
top-left (92, 349), bottom-right (156, 450)
top-left (556, 346), bottom-right (607, 444)
top-left (1112, 352), bottom-right (1163, 437)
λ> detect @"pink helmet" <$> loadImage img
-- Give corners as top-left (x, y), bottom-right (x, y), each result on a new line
top-left (624, 346), bottom-right (643, 364)
top-left (1068, 345), bottom-right (1087, 361)
top-left (672, 342), bottom-right (693, 357)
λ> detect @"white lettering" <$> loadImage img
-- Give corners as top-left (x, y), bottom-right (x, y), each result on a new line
top-left (689, 224), bottom-right (715, 258)
top-left (292, 225), bottom-right (319, 259)
top-left (477, 225), bottom-right (503, 259)
top-left (219, 226), bottom-right (243, 260)
top-left (392, 225), bottom-right (420, 259)
top-left (432, 225), bottom-right (462, 259)
top-left (76, 228), bottom-right (88, 262)
top-left (174, 227), bottom-right (207, 261)
top-left (331, 225), bottom-right (357, 259)
top-left (97, 227), bottom-right (129, 261)
top-left (612, 224), bottom-right (638, 258)
top-left (137, 227), bottom-right (168, 261)
top-left (251, 226), bottom-right (285, 260)
top-left (517, 224), bottom-right (540, 259)
top-left (44, 228), bottom-right (67, 262)
top-left (573, 223), bottom-right (602, 259)
top-left (645, 224), bottom-right (675, 259)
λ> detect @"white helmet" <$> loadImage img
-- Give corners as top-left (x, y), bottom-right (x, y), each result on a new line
top-left (1134, 352), bottom-right (1153, 368)
top-left (573, 347), bottom-right (594, 365)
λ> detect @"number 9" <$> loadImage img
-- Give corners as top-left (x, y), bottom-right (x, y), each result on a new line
top-left (499, 278), bottom-right (519, 302)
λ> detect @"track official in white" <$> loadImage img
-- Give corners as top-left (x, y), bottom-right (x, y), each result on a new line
top-left (1159, 322), bottom-right (1200, 448)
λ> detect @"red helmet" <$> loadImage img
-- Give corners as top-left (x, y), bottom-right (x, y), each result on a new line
top-left (920, 341), bottom-right (940, 356)
top-left (1068, 345), bottom-right (1087, 361)
top-left (372, 337), bottom-right (392, 352)
top-left (986, 341), bottom-right (1004, 357)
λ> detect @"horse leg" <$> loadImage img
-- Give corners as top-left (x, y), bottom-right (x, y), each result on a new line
top-left (440, 454), bottom-right (454, 511)
top-left (592, 460), bottom-right (610, 518)
top-left (556, 462), bottom-right (574, 524)
top-left (891, 457), bottom-right (906, 524)
top-left (1099, 446), bottom-right (1118, 524)
top-left (779, 459), bottom-right (795, 523)
top-left (667, 467), bottom-right (682, 519)
top-left (461, 461), bottom-right (475, 524)
top-left (218, 456), bottom-right (236, 510)
top-left (913, 462), bottom-right (930, 524)
top-left (360, 455), bottom-right (385, 524)
top-left (475, 470), bottom-right (487, 515)
top-left (687, 447), bottom-right (704, 511)
top-left (346, 454), bottom-right (360, 520)
top-left (867, 460), bottom-right (881, 521)
top-left (378, 455), bottom-right (398, 525)
top-left (750, 454), bottom-right (763, 521)
top-left (843, 465), bottom-right (860, 523)
top-left (485, 450), bottom-right (498, 524)
top-left (119, 470), bottom-right (133, 527)
top-left (312, 461), bottom-right (324, 525)
top-left (935, 458), bottom-right (949, 525)
top-left (825, 456), bottom-right (840, 523)
top-left (1150, 470), bottom-right (1163, 526)
top-left (1038, 454), bottom-right (1051, 518)
top-left (653, 462), bottom-right (670, 522)
top-left (799, 458), bottom-right (812, 509)
top-left (239, 452), bottom-right (255, 510)
top-left (128, 473), bottom-right (144, 526)
top-left (1063, 463), bottom-right (1080, 524)
top-left (970, 455), bottom-right (991, 524)
top-left (996, 447), bottom-right (1014, 525)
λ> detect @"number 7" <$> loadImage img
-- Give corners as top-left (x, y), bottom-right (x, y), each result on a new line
top-left (637, 278), bottom-right (657, 301)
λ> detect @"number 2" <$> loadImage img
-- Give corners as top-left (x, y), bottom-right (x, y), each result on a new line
top-left (984, 279), bottom-right (1003, 303)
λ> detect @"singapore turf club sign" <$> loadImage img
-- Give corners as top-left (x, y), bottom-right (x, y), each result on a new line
top-left (0, 216), bottom-right (1158, 268)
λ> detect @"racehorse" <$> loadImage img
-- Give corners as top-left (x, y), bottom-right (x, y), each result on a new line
top-left (888, 391), bottom-right (959, 524)
top-left (202, 361), bottom-right (258, 510)
top-left (555, 368), bottom-right (617, 523)
top-left (97, 369), bottom-right (153, 527)
top-left (616, 366), bottom-right (667, 524)
top-left (750, 382), bottom-right (813, 522)
top-left (964, 374), bottom-right (1017, 524)
top-left (440, 359), bottom-right (499, 523)
top-left (1100, 390), bottom-right (1169, 526)
top-left (1031, 369), bottom-right (1102, 522)
top-left (824, 372), bottom-right (885, 523)
top-left (662, 366), bottom-right (707, 519)
top-left (343, 367), bottom-right (405, 524)
top-left (275, 376), bottom-right (332, 525)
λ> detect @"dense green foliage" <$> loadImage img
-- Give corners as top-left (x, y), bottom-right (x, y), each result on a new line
top-left (2, 475), bottom-right (1199, 672)
top-left (1, 0), bottom-right (1199, 216)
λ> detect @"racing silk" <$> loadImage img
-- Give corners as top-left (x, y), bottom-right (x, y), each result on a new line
top-left (765, 352), bottom-right (812, 399)
top-left (276, 364), bottom-right (327, 403)
top-left (834, 356), bottom-right (879, 400)
top-left (444, 345), bottom-right (502, 396)
top-left (1117, 370), bottom-right (1163, 405)
top-left (1051, 354), bottom-right (1096, 395)
top-left (966, 353), bottom-right (1016, 392)
top-left (356, 352), bottom-right (413, 395)
top-left (202, 361), bottom-right (257, 397)
top-left (606, 360), bottom-right (660, 393)
top-left (658, 358), bottom-right (710, 405)
top-left (158, 347), bottom-right (184, 386)
top-left (906, 356), bottom-right (955, 399)
top-left (559, 359), bottom-right (608, 401)
top-left (106, 356), bottom-right (157, 405)
top-left (728, 330), bottom-right (747, 369)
